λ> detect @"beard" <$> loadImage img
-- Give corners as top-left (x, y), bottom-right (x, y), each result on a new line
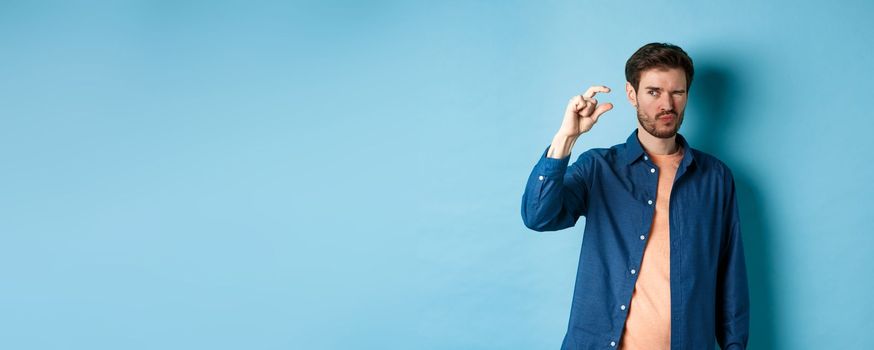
top-left (637, 108), bottom-right (684, 139)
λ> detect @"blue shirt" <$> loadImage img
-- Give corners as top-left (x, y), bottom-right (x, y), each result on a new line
top-left (521, 129), bottom-right (749, 350)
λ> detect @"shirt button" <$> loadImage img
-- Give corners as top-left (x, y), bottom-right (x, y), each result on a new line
top-left (647, 200), bottom-right (653, 205)
top-left (620, 304), bottom-right (626, 310)
top-left (610, 341), bottom-right (616, 347)
top-left (538, 175), bottom-right (544, 181)
top-left (650, 168), bottom-right (656, 173)
top-left (631, 268), bottom-right (637, 275)
top-left (644, 155), bottom-right (649, 160)
top-left (640, 235), bottom-right (646, 240)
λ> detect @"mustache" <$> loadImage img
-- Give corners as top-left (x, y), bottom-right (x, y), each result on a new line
top-left (657, 111), bottom-right (677, 117)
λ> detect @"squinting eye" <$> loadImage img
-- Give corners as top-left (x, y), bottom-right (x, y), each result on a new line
top-left (648, 91), bottom-right (658, 96)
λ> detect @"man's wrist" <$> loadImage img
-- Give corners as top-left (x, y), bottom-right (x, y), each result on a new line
top-left (548, 133), bottom-right (579, 159)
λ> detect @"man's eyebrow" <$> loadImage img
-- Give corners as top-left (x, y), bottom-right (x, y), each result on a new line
top-left (644, 86), bottom-right (686, 93)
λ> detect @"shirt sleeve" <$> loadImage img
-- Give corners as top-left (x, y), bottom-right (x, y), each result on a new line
top-left (520, 144), bottom-right (591, 232)
top-left (715, 170), bottom-right (751, 349)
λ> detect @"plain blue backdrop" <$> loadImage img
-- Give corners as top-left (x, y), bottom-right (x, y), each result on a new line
top-left (2, 1), bottom-right (873, 349)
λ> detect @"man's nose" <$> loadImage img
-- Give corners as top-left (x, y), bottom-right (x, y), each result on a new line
top-left (661, 94), bottom-right (675, 112)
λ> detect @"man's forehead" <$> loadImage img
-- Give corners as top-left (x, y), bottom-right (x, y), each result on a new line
top-left (639, 67), bottom-right (686, 87)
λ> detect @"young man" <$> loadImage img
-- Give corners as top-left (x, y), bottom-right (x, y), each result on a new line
top-left (521, 43), bottom-right (749, 350)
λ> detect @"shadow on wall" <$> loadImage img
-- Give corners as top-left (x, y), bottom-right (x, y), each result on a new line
top-left (691, 62), bottom-right (781, 350)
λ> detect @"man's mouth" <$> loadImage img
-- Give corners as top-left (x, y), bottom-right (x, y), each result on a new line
top-left (658, 114), bottom-right (676, 121)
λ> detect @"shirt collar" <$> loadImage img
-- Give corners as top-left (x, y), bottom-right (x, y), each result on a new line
top-left (623, 129), bottom-right (696, 168)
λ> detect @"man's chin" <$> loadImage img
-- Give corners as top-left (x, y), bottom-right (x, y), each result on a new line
top-left (642, 125), bottom-right (679, 139)
top-left (660, 127), bottom-right (680, 138)
top-left (638, 116), bottom-right (682, 139)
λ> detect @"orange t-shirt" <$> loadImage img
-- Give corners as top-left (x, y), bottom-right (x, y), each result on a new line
top-left (619, 145), bottom-right (685, 350)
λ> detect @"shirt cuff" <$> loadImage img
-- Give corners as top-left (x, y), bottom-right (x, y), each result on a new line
top-left (535, 144), bottom-right (571, 177)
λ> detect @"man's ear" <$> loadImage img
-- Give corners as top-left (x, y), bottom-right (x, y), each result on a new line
top-left (625, 81), bottom-right (637, 108)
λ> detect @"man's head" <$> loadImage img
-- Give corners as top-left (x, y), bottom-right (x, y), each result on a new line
top-left (624, 43), bottom-right (694, 139)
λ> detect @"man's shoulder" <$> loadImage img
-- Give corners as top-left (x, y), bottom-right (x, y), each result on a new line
top-left (577, 141), bottom-right (626, 161)
top-left (571, 139), bottom-right (641, 171)
top-left (688, 147), bottom-right (735, 180)
top-left (574, 146), bottom-right (620, 169)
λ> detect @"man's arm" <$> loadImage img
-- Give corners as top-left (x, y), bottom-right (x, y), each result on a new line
top-left (520, 85), bottom-right (613, 232)
top-left (715, 172), bottom-right (751, 349)
top-left (520, 141), bottom-right (589, 231)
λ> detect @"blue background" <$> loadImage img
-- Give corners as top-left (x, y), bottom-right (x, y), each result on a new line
top-left (2, 1), bottom-right (872, 349)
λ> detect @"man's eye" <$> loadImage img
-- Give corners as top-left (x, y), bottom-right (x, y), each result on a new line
top-left (648, 91), bottom-right (658, 96)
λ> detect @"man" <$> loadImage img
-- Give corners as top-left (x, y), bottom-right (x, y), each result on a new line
top-left (521, 43), bottom-right (749, 349)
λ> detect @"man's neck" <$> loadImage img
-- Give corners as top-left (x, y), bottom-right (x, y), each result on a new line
top-left (637, 125), bottom-right (680, 155)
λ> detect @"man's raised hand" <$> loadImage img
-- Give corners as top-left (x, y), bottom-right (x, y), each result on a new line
top-left (558, 85), bottom-right (614, 137)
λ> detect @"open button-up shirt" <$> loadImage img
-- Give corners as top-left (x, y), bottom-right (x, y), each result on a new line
top-left (521, 129), bottom-right (749, 349)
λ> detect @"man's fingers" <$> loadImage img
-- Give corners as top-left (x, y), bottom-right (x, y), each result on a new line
top-left (590, 102), bottom-right (614, 123)
top-left (583, 85), bottom-right (611, 99)
top-left (568, 95), bottom-right (585, 112)
top-left (566, 96), bottom-right (579, 115)
top-left (569, 90), bottom-right (609, 117)
top-left (578, 97), bottom-right (597, 115)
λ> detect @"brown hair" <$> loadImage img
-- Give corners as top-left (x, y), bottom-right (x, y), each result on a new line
top-left (625, 42), bottom-right (694, 92)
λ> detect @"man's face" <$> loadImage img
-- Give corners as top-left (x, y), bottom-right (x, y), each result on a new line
top-left (626, 67), bottom-right (688, 139)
